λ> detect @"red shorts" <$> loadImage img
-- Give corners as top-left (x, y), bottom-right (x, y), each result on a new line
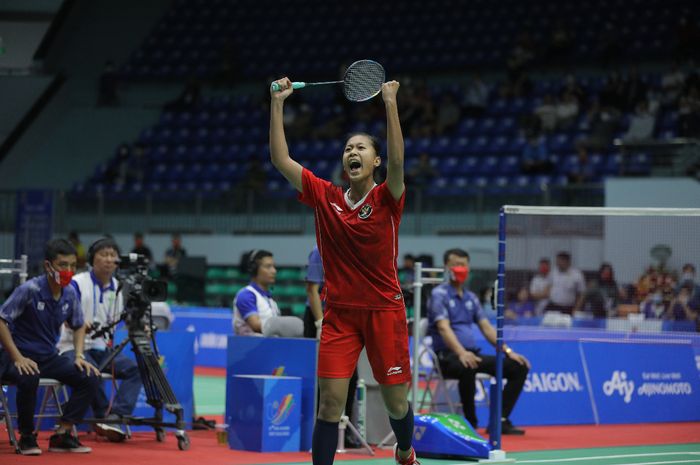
top-left (318, 306), bottom-right (411, 385)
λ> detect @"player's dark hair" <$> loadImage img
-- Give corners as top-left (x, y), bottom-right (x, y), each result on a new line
top-left (443, 248), bottom-right (470, 264)
top-left (45, 238), bottom-right (77, 262)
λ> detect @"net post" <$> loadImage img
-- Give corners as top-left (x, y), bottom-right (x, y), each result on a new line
top-left (492, 207), bottom-right (507, 450)
top-left (411, 261), bottom-right (423, 413)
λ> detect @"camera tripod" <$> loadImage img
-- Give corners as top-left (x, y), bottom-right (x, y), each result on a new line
top-left (87, 317), bottom-right (190, 451)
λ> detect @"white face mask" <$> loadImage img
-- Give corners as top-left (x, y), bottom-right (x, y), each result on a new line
top-left (681, 272), bottom-right (695, 283)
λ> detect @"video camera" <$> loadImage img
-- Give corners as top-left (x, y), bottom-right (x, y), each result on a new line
top-left (116, 253), bottom-right (168, 328)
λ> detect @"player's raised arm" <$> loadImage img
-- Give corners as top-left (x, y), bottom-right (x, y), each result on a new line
top-left (269, 77), bottom-right (303, 192)
top-left (382, 80), bottom-right (405, 200)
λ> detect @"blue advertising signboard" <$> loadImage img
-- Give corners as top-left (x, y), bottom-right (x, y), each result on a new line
top-left (115, 330), bottom-right (195, 431)
top-left (227, 375), bottom-right (301, 452)
top-left (508, 341), bottom-right (595, 426)
top-left (226, 336), bottom-right (317, 451)
top-left (170, 307), bottom-right (230, 367)
top-left (581, 341), bottom-right (700, 424)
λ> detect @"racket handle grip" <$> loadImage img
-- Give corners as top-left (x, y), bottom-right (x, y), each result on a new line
top-left (270, 81), bottom-right (306, 92)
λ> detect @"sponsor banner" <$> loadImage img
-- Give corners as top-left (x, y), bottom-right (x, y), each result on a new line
top-left (227, 375), bottom-right (301, 452)
top-left (170, 306), bottom-right (231, 367)
top-left (581, 341), bottom-right (700, 423)
top-left (508, 341), bottom-right (595, 426)
top-left (226, 336), bottom-right (317, 451)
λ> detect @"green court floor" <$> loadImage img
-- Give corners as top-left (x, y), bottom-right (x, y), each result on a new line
top-left (194, 375), bottom-right (226, 415)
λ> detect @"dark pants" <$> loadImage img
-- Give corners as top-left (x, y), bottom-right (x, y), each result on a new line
top-left (0, 350), bottom-right (100, 435)
top-left (63, 349), bottom-right (141, 418)
top-left (437, 349), bottom-right (528, 429)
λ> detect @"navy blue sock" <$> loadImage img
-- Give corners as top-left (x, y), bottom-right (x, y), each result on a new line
top-left (312, 419), bottom-right (339, 465)
top-left (389, 403), bottom-right (414, 452)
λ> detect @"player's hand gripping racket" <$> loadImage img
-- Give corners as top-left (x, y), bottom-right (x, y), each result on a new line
top-left (271, 59), bottom-right (385, 102)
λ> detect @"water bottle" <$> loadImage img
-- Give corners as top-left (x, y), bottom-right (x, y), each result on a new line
top-left (356, 378), bottom-right (366, 441)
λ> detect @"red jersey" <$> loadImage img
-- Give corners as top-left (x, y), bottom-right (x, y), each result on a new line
top-left (298, 168), bottom-right (405, 311)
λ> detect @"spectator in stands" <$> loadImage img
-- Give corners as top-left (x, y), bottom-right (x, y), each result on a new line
top-left (545, 252), bottom-right (585, 315)
top-left (580, 278), bottom-right (607, 318)
top-left (677, 263), bottom-right (700, 306)
top-left (596, 263), bottom-right (623, 315)
top-left (406, 152), bottom-right (438, 188)
top-left (463, 74), bottom-right (489, 117)
top-left (302, 246), bottom-right (360, 448)
top-left (58, 237), bottom-right (141, 443)
top-left (232, 249), bottom-right (303, 337)
top-left (0, 239), bottom-right (100, 454)
top-left (68, 231), bottom-right (87, 271)
top-left (505, 286), bottom-right (535, 320)
top-left (131, 231), bottom-right (153, 265)
top-left (534, 94), bottom-right (558, 133)
top-left (668, 282), bottom-right (699, 322)
top-left (521, 135), bottom-right (552, 174)
top-left (661, 63), bottom-right (686, 107)
top-left (568, 147), bottom-right (595, 184)
top-left (640, 288), bottom-right (666, 319)
top-left (621, 101), bottom-right (656, 143)
top-left (507, 32), bottom-right (536, 77)
top-left (580, 263), bottom-right (622, 318)
top-left (530, 258), bottom-right (552, 315)
top-left (435, 93), bottom-right (461, 135)
top-left (164, 233), bottom-right (186, 277)
top-left (556, 91), bottom-right (580, 130)
top-left (599, 72), bottom-right (626, 111)
top-left (428, 248), bottom-right (530, 434)
top-left (575, 100), bottom-right (621, 152)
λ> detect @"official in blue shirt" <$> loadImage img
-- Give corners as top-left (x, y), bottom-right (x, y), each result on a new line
top-left (0, 239), bottom-right (101, 455)
top-left (428, 248), bottom-right (530, 435)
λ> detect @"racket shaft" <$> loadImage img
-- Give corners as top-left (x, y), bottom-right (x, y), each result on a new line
top-left (270, 80), bottom-right (343, 92)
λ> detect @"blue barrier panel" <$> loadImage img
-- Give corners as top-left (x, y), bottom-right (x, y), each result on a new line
top-left (227, 375), bottom-right (301, 452)
top-left (170, 307), bottom-right (230, 367)
top-left (509, 341), bottom-right (595, 426)
top-left (115, 330), bottom-right (195, 431)
top-left (581, 340), bottom-right (700, 424)
top-left (226, 336), bottom-right (316, 451)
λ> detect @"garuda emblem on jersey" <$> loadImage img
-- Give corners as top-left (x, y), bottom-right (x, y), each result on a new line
top-left (358, 204), bottom-right (373, 220)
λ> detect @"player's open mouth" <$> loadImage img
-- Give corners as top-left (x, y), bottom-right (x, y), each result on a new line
top-left (348, 159), bottom-right (362, 173)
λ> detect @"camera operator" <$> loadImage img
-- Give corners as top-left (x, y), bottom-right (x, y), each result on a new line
top-left (57, 237), bottom-right (141, 443)
top-left (0, 239), bottom-right (100, 455)
top-left (233, 249), bottom-right (303, 337)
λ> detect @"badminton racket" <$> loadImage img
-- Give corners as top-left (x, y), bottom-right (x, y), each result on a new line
top-left (270, 59), bottom-right (385, 102)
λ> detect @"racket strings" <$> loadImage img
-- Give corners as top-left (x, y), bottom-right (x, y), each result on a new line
top-left (343, 60), bottom-right (385, 102)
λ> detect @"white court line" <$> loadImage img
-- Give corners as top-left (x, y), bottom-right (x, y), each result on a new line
top-left (517, 452), bottom-right (700, 463)
top-left (602, 461), bottom-right (700, 465)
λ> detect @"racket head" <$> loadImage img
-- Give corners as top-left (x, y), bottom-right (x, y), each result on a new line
top-left (342, 59), bottom-right (385, 102)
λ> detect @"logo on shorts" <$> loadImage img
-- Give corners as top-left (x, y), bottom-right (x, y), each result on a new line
top-left (394, 294), bottom-right (403, 300)
top-left (387, 366), bottom-right (403, 376)
top-left (37, 302), bottom-right (45, 311)
top-left (358, 204), bottom-right (373, 220)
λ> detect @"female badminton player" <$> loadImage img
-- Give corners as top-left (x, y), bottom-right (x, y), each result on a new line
top-left (270, 77), bottom-right (418, 465)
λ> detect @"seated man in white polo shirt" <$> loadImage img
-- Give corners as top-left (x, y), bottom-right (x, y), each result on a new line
top-left (233, 250), bottom-right (303, 337)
